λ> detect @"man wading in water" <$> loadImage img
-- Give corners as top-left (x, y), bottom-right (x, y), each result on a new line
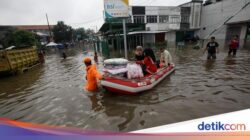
top-left (83, 58), bottom-right (103, 91)
top-left (204, 36), bottom-right (219, 60)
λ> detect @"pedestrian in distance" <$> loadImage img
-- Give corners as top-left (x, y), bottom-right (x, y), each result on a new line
top-left (94, 51), bottom-right (98, 63)
top-left (38, 50), bottom-right (45, 64)
top-left (228, 35), bottom-right (239, 56)
top-left (83, 58), bottom-right (103, 91)
top-left (203, 36), bottom-right (219, 60)
top-left (62, 51), bottom-right (67, 59)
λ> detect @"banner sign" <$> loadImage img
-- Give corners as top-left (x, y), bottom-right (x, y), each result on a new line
top-left (104, 0), bottom-right (129, 18)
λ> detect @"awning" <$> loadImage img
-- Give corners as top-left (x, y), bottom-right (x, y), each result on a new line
top-left (46, 42), bottom-right (58, 47)
top-left (5, 46), bottom-right (16, 50)
top-left (128, 30), bottom-right (169, 35)
top-left (36, 32), bottom-right (49, 37)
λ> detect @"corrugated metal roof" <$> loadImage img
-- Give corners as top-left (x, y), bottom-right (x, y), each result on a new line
top-left (14, 25), bottom-right (54, 30)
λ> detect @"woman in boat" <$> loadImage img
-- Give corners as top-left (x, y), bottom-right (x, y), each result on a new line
top-left (143, 48), bottom-right (156, 63)
top-left (136, 49), bottom-right (157, 75)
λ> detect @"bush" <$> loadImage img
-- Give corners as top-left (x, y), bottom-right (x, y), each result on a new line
top-left (6, 30), bottom-right (36, 48)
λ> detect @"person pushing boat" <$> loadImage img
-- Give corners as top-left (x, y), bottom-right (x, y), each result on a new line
top-left (83, 57), bottom-right (103, 91)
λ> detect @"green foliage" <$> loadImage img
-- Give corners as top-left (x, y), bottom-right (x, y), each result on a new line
top-left (4, 30), bottom-right (36, 48)
top-left (85, 29), bottom-right (95, 35)
top-left (73, 28), bottom-right (88, 41)
top-left (52, 21), bottom-right (73, 43)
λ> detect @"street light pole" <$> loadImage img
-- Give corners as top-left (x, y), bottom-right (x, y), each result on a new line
top-left (46, 13), bottom-right (53, 41)
top-left (123, 18), bottom-right (128, 59)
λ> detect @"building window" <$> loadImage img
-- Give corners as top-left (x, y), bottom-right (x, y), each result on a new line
top-left (126, 17), bottom-right (132, 23)
top-left (170, 16), bottom-right (180, 23)
top-left (181, 16), bottom-right (189, 23)
top-left (147, 15), bottom-right (157, 23)
top-left (133, 16), bottom-right (145, 24)
top-left (159, 15), bottom-right (169, 23)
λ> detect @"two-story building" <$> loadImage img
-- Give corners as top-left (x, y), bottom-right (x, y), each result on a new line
top-left (100, 0), bottom-right (203, 50)
top-left (128, 6), bottom-right (181, 47)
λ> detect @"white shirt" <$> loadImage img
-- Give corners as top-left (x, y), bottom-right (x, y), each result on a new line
top-left (161, 50), bottom-right (173, 65)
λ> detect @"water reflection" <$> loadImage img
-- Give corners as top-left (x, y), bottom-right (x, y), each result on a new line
top-left (225, 56), bottom-right (236, 65)
top-left (87, 93), bottom-right (104, 112)
top-left (0, 66), bottom-right (44, 101)
top-left (204, 60), bottom-right (216, 71)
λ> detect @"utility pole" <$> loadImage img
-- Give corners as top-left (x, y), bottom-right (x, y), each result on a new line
top-left (46, 13), bottom-right (53, 41)
top-left (123, 19), bottom-right (128, 59)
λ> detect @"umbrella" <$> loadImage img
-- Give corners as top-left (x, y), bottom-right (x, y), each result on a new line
top-left (46, 42), bottom-right (58, 47)
top-left (57, 44), bottom-right (65, 49)
top-left (5, 46), bottom-right (16, 50)
top-left (36, 32), bottom-right (49, 37)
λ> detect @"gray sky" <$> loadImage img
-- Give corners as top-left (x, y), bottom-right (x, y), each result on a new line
top-left (0, 0), bottom-right (193, 30)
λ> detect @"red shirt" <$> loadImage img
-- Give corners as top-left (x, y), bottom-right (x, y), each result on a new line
top-left (230, 39), bottom-right (239, 49)
top-left (137, 56), bottom-right (157, 74)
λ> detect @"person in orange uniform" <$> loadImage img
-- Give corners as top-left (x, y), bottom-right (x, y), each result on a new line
top-left (83, 58), bottom-right (103, 91)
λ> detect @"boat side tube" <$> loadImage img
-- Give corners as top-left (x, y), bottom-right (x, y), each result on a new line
top-left (101, 65), bottom-right (175, 94)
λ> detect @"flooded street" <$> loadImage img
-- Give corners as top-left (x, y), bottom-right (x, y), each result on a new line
top-left (0, 47), bottom-right (250, 132)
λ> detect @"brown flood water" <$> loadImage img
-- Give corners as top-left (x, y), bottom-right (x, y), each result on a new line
top-left (0, 47), bottom-right (250, 132)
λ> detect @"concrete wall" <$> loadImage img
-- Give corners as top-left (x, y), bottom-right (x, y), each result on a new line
top-left (180, 2), bottom-right (202, 29)
top-left (198, 0), bottom-right (250, 40)
top-left (143, 34), bottom-right (155, 45)
top-left (146, 23), bottom-right (180, 31)
top-left (240, 25), bottom-right (248, 46)
top-left (165, 31), bottom-right (176, 47)
top-left (144, 6), bottom-right (181, 31)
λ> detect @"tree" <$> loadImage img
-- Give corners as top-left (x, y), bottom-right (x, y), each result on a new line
top-left (84, 29), bottom-right (96, 42)
top-left (52, 21), bottom-right (73, 43)
top-left (73, 28), bottom-right (87, 41)
top-left (4, 30), bottom-right (36, 48)
top-left (85, 29), bottom-right (95, 35)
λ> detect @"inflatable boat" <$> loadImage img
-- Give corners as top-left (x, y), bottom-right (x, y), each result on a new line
top-left (101, 64), bottom-right (175, 95)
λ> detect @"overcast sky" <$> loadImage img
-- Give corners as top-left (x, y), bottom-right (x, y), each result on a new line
top-left (0, 0), bottom-right (194, 30)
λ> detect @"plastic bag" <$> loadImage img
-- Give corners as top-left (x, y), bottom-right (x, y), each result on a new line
top-left (127, 63), bottom-right (144, 79)
top-left (104, 58), bottom-right (128, 65)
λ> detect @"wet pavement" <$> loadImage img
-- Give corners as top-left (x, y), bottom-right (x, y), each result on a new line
top-left (0, 47), bottom-right (250, 132)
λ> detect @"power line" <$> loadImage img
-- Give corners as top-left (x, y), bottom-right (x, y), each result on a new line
top-left (68, 16), bottom-right (103, 25)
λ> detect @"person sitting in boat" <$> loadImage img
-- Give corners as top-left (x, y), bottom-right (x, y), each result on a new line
top-left (136, 49), bottom-right (157, 75)
top-left (143, 48), bottom-right (156, 63)
top-left (159, 47), bottom-right (173, 68)
top-left (83, 57), bottom-right (103, 91)
top-left (135, 46), bottom-right (144, 61)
